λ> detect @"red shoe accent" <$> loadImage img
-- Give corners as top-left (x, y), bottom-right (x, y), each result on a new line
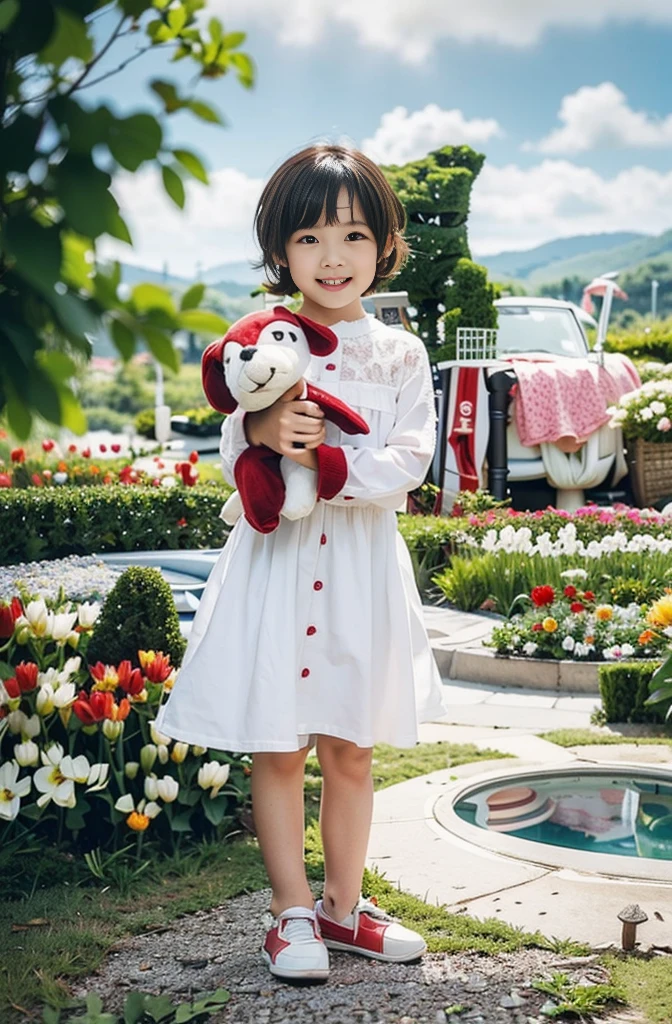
top-left (263, 926), bottom-right (291, 964)
top-left (316, 901), bottom-right (387, 955)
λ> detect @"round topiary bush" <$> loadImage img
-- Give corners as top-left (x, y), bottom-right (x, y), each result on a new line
top-left (88, 565), bottom-right (187, 667)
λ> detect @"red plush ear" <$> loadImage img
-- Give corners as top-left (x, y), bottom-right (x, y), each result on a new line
top-left (202, 338), bottom-right (236, 414)
top-left (271, 305), bottom-right (337, 357)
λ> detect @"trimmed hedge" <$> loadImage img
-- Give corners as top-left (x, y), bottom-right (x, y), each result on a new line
top-left (598, 662), bottom-right (668, 725)
top-left (0, 484), bottom-right (232, 565)
top-left (87, 565), bottom-right (187, 667)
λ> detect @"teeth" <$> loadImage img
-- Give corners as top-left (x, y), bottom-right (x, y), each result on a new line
top-left (320, 278), bottom-right (349, 284)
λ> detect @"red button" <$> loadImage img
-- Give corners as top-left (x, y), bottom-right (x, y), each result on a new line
top-left (313, 580), bottom-right (323, 591)
top-left (301, 668), bottom-right (310, 678)
top-left (320, 533), bottom-right (327, 545)
top-left (307, 625), bottom-right (317, 636)
top-left (325, 363), bottom-right (336, 370)
top-left (344, 496), bottom-right (354, 501)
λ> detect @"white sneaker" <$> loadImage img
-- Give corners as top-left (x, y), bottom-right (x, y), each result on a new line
top-left (261, 905), bottom-right (330, 980)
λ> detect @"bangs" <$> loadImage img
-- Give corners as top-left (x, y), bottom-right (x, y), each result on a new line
top-left (252, 143), bottom-right (408, 297)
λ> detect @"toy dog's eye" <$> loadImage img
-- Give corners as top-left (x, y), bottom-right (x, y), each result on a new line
top-left (224, 357), bottom-right (230, 364)
top-left (272, 330), bottom-right (284, 340)
top-left (289, 331), bottom-right (297, 341)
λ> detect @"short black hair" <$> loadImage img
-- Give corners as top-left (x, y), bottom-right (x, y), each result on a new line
top-left (252, 143), bottom-right (409, 297)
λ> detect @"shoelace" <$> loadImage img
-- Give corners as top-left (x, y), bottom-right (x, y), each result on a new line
top-left (355, 897), bottom-right (398, 923)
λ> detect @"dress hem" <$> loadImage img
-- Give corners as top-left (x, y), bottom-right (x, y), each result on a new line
top-left (152, 713), bottom-right (436, 753)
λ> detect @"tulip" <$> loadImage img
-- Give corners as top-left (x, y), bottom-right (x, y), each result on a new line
top-left (144, 775), bottom-right (159, 801)
top-left (36, 684), bottom-right (55, 715)
top-left (54, 472), bottom-right (68, 485)
top-left (42, 439), bottom-right (55, 452)
top-left (157, 744), bottom-right (169, 764)
top-left (198, 761), bottom-right (230, 798)
top-left (111, 443), bottom-right (121, 453)
top-left (34, 744), bottom-right (91, 809)
top-left (138, 650), bottom-right (173, 684)
top-left (156, 775), bottom-right (179, 803)
top-left (24, 599), bottom-right (49, 637)
top-left (14, 740), bottom-right (39, 766)
top-left (170, 741), bottom-right (189, 764)
top-left (192, 745), bottom-right (208, 757)
top-left (77, 601), bottom-right (101, 629)
top-left (125, 762), bottom-right (140, 780)
top-left (10, 448), bottom-right (25, 463)
top-left (103, 719), bottom-right (123, 741)
top-left (149, 720), bottom-right (172, 746)
top-left (15, 662), bottom-right (38, 693)
top-left (0, 597), bottom-right (23, 639)
top-left (47, 611), bottom-right (78, 642)
top-left (0, 761), bottom-right (31, 821)
top-left (140, 744), bottom-right (158, 773)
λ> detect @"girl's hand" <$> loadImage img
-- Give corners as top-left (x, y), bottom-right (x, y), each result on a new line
top-left (245, 381), bottom-right (326, 462)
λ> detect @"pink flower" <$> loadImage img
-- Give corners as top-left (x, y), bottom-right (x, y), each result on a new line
top-left (657, 417), bottom-right (672, 432)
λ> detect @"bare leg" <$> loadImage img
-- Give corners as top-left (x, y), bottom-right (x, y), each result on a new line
top-left (251, 745), bottom-right (314, 917)
top-left (316, 735), bottom-right (374, 923)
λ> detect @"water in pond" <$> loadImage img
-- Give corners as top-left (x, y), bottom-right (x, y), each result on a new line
top-left (454, 771), bottom-right (672, 860)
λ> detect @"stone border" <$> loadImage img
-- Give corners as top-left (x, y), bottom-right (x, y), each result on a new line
top-left (431, 643), bottom-right (602, 692)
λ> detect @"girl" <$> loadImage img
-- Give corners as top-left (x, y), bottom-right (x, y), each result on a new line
top-left (155, 142), bottom-right (446, 982)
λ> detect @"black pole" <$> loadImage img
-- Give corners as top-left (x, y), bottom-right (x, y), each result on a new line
top-left (485, 369), bottom-right (516, 500)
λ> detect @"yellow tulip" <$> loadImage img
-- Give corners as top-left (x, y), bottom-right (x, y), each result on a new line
top-left (542, 617), bottom-right (558, 633)
top-left (647, 594), bottom-right (672, 628)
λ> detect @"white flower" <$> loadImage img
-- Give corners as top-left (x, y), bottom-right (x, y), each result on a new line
top-left (149, 721), bottom-right (172, 746)
top-left (46, 611), bottom-right (78, 642)
top-left (522, 642), bottom-right (538, 656)
top-left (561, 636), bottom-right (575, 652)
top-left (0, 760), bottom-right (31, 820)
top-left (657, 417), bottom-right (672, 432)
top-left (14, 740), bottom-right (39, 767)
top-left (198, 761), bottom-right (230, 798)
top-left (156, 775), bottom-right (179, 803)
top-left (77, 602), bottom-right (101, 629)
top-left (24, 599), bottom-right (49, 637)
top-left (621, 643), bottom-right (635, 656)
top-left (650, 400), bottom-right (666, 415)
top-left (33, 743), bottom-right (92, 809)
top-left (639, 407), bottom-right (654, 421)
top-left (561, 568), bottom-right (588, 580)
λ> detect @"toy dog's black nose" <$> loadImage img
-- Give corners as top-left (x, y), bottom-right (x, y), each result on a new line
top-left (240, 348), bottom-right (256, 361)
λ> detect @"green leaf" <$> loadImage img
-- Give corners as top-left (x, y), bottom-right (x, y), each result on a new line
top-left (142, 327), bottom-right (179, 373)
top-left (186, 98), bottom-right (223, 125)
top-left (60, 230), bottom-right (95, 292)
top-left (201, 792), bottom-right (227, 826)
top-left (172, 148), bottom-right (208, 183)
top-left (650, 652), bottom-right (672, 689)
top-left (53, 157), bottom-right (120, 239)
top-left (177, 309), bottom-right (228, 335)
top-left (222, 31), bottom-right (246, 49)
top-left (229, 51), bottom-right (255, 88)
top-left (110, 317), bottom-right (136, 360)
top-left (161, 164), bottom-right (185, 209)
top-left (167, 4), bottom-right (187, 32)
top-left (150, 79), bottom-right (182, 113)
top-left (0, 0), bottom-right (20, 35)
top-left (180, 283), bottom-right (205, 310)
top-left (108, 113), bottom-right (162, 172)
top-left (57, 385), bottom-right (87, 434)
top-left (6, 390), bottom-right (32, 439)
top-left (48, 98), bottom-right (114, 156)
top-left (36, 350), bottom-right (78, 382)
top-left (2, 217), bottom-right (62, 290)
top-left (131, 283), bottom-right (176, 317)
top-left (209, 17), bottom-right (222, 45)
top-left (38, 6), bottom-right (93, 65)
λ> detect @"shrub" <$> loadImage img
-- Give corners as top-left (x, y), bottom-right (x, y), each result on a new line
top-left (135, 408), bottom-right (157, 438)
top-left (84, 405), bottom-right (133, 431)
top-left (87, 566), bottom-right (187, 667)
top-left (598, 662), bottom-right (668, 724)
top-left (0, 485), bottom-right (231, 564)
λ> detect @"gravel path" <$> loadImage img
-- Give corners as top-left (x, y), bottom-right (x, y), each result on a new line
top-left (69, 885), bottom-right (642, 1024)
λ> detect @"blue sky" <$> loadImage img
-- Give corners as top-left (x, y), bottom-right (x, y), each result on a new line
top-left (87, 2), bottom-right (672, 277)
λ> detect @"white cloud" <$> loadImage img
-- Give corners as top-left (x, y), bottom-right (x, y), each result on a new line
top-left (469, 159), bottom-right (672, 253)
top-left (360, 104), bottom-right (502, 164)
top-left (210, 0), bottom-right (672, 62)
top-left (99, 166), bottom-right (264, 277)
top-left (527, 83), bottom-right (672, 153)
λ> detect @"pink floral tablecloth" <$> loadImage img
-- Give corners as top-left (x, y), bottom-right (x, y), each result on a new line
top-left (504, 352), bottom-right (641, 448)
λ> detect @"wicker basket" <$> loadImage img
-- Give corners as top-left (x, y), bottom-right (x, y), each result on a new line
top-left (626, 437), bottom-right (672, 507)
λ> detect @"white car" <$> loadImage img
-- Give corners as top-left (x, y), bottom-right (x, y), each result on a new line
top-left (434, 295), bottom-right (636, 511)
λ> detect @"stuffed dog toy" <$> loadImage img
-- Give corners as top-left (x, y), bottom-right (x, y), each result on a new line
top-left (201, 305), bottom-right (370, 534)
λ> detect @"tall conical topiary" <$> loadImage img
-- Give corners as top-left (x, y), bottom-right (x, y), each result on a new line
top-left (434, 258), bottom-right (500, 363)
top-left (88, 566), bottom-right (187, 668)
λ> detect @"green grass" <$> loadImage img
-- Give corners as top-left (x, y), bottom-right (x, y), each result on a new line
top-left (605, 954), bottom-right (672, 1024)
top-left (0, 740), bottom-right (515, 1020)
top-left (541, 728), bottom-right (672, 747)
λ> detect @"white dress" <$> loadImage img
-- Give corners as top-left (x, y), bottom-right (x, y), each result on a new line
top-left (155, 312), bottom-right (447, 752)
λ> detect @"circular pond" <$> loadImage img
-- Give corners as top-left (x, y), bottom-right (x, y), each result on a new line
top-left (434, 763), bottom-right (672, 882)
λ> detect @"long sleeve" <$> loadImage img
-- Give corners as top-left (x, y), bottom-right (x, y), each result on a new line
top-left (317, 336), bottom-right (437, 511)
top-left (219, 406), bottom-right (252, 487)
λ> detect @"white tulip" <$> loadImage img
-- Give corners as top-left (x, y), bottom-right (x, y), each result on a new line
top-left (36, 684), bottom-right (55, 715)
top-left (52, 682), bottom-right (76, 709)
top-left (115, 793), bottom-right (135, 813)
top-left (24, 600), bottom-right (49, 636)
top-left (0, 760), bottom-right (31, 820)
top-left (157, 776), bottom-right (179, 803)
top-left (77, 602), bottom-right (101, 628)
top-left (14, 740), bottom-right (39, 766)
top-left (149, 721), bottom-right (172, 746)
top-left (144, 775), bottom-right (159, 801)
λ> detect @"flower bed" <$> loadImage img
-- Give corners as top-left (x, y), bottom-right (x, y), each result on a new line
top-left (0, 568), bottom-right (249, 853)
top-left (487, 577), bottom-right (662, 663)
top-left (0, 554), bottom-right (123, 603)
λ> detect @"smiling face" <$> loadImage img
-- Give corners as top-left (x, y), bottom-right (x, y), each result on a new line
top-left (279, 186), bottom-right (390, 325)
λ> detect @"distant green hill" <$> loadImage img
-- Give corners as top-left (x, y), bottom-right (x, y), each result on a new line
top-left (475, 233), bottom-right (644, 281)
top-left (526, 229), bottom-right (672, 288)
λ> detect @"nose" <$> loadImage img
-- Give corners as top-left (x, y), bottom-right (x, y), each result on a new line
top-left (240, 348), bottom-right (255, 361)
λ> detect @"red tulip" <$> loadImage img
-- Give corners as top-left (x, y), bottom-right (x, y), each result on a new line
top-left (81, 447), bottom-right (91, 458)
top-left (188, 450), bottom-right (199, 464)
top-left (99, 443), bottom-right (107, 453)
top-left (0, 597), bottom-right (23, 639)
top-left (4, 677), bottom-right (20, 699)
top-left (31, 473), bottom-right (43, 487)
top-left (15, 662), bottom-right (38, 693)
top-left (531, 585), bottom-right (555, 608)
top-left (0, 473), bottom-right (11, 488)
top-left (116, 660), bottom-right (144, 696)
top-left (10, 448), bottom-right (25, 463)
top-left (111, 443), bottom-right (121, 453)
top-left (563, 585), bottom-right (577, 598)
top-left (68, 444), bottom-right (77, 453)
top-left (42, 439), bottom-right (55, 452)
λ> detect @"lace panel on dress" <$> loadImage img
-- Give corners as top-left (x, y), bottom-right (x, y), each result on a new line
top-left (340, 328), bottom-right (423, 388)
